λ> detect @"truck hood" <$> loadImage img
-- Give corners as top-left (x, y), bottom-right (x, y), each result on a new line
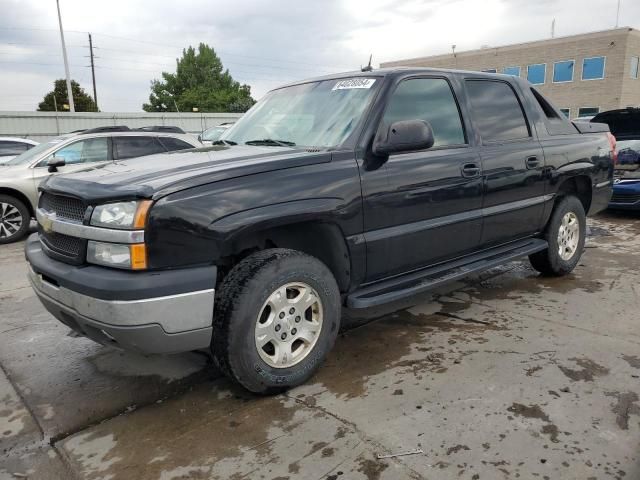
top-left (42, 145), bottom-right (332, 203)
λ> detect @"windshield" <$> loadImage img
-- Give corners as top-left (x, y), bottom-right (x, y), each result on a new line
top-left (5, 136), bottom-right (71, 166)
top-left (220, 77), bottom-right (380, 148)
top-left (201, 126), bottom-right (228, 142)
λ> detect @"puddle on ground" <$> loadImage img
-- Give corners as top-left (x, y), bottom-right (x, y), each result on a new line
top-left (89, 350), bottom-right (208, 382)
top-left (605, 391), bottom-right (640, 430)
top-left (557, 357), bottom-right (610, 382)
top-left (309, 309), bottom-right (509, 400)
top-left (507, 403), bottom-right (559, 443)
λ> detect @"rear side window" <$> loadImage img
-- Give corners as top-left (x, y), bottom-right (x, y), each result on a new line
top-left (381, 78), bottom-right (466, 147)
top-left (113, 136), bottom-right (165, 160)
top-left (158, 137), bottom-right (194, 152)
top-left (465, 80), bottom-right (530, 142)
top-left (530, 88), bottom-right (578, 135)
top-left (0, 141), bottom-right (30, 156)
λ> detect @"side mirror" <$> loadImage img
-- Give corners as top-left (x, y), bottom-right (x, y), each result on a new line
top-left (197, 134), bottom-right (202, 142)
top-left (47, 156), bottom-right (66, 173)
top-left (372, 119), bottom-right (435, 157)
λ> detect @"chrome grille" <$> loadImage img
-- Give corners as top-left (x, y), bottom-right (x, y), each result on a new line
top-left (40, 192), bottom-right (86, 222)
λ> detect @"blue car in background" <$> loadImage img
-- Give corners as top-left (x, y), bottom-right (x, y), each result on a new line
top-left (591, 108), bottom-right (640, 211)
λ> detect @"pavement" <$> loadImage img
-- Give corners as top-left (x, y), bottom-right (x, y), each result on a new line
top-left (0, 212), bottom-right (639, 480)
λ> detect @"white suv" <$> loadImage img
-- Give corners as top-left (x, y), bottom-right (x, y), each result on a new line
top-left (0, 137), bottom-right (39, 163)
top-left (0, 126), bottom-right (201, 243)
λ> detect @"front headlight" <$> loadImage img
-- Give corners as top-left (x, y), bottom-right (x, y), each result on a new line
top-left (87, 241), bottom-right (147, 270)
top-left (90, 200), bottom-right (152, 229)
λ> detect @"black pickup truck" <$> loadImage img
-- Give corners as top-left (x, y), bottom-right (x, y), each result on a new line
top-left (25, 68), bottom-right (614, 393)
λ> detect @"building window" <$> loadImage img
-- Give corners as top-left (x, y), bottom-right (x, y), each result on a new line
top-left (553, 60), bottom-right (574, 83)
top-left (559, 108), bottom-right (571, 118)
top-left (503, 66), bottom-right (521, 76)
top-left (631, 56), bottom-right (639, 79)
top-left (527, 64), bottom-right (546, 85)
top-left (578, 107), bottom-right (600, 117)
top-left (481, 69), bottom-right (497, 73)
top-left (582, 56), bottom-right (606, 80)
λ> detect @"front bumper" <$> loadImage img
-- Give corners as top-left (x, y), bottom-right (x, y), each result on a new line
top-left (25, 234), bottom-right (217, 354)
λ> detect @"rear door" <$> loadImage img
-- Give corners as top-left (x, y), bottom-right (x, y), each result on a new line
top-left (359, 75), bottom-right (483, 282)
top-left (464, 79), bottom-right (546, 246)
top-left (113, 136), bottom-right (166, 160)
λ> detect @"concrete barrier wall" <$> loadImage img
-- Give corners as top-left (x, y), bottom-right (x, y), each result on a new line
top-left (0, 111), bottom-right (243, 142)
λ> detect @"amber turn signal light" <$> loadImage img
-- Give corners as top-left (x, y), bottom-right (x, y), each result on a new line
top-left (133, 200), bottom-right (153, 229)
top-left (130, 244), bottom-right (147, 270)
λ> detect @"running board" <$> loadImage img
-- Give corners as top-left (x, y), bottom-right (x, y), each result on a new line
top-left (347, 238), bottom-right (548, 309)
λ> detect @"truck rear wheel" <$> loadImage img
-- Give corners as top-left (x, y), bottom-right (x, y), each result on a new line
top-left (529, 196), bottom-right (586, 276)
top-left (212, 248), bottom-right (341, 394)
top-left (0, 195), bottom-right (30, 244)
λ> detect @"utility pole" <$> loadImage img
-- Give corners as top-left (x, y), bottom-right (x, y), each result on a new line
top-left (56, 0), bottom-right (75, 112)
top-left (88, 33), bottom-right (98, 109)
top-left (615, 0), bottom-right (621, 28)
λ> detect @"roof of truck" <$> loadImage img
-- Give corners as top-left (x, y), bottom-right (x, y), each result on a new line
top-left (276, 67), bottom-right (524, 90)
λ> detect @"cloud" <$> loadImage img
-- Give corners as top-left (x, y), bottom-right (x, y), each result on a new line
top-left (0, 0), bottom-right (638, 111)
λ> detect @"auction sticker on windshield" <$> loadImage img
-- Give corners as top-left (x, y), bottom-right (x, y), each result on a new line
top-left (332, 78), bottom-right (376, 90)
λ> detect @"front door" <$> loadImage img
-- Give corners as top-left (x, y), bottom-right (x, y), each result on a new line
top-left (359, 76), bottom-right (483, 283)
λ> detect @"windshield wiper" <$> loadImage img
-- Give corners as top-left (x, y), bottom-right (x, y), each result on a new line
top-left (245, 139), bottom-right (296, 147)
top-left (212, 139), bottom-right (237, 146)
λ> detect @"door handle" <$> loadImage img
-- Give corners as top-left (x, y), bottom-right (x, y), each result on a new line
top-left (526, 156), bottom-right (540, 169)
top-left (461, 163), bottom-right (481, 177)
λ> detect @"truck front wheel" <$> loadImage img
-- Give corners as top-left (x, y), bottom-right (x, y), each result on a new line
top-left (529, 196), bottom-right (586, 276)
top-left (211, 248), bottom-right (341, 394)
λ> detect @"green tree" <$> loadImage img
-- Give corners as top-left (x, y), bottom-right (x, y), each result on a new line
top-left (38, 79), bottom-right (98, 112)
top-left (142, 43), bottom-right (255, 113)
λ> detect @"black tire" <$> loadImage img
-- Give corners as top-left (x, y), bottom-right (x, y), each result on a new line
top-left (529, 196), bottom-right (586, 276)
top-left (0, 195), bottom-right (30, 244)
top-left (212, 248), bottom-right (341, 394)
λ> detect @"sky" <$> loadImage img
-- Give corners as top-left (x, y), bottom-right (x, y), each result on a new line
top-left (0, 0), bottom-right (638, 112)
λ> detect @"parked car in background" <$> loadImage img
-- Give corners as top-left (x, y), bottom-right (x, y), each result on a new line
top-left (0, 137), bottom-right (38, 164)
top-left (25, 68), bottom-right (614, 393)
top-left (590, 108), bottom-right (640, 211)
top-left (0, 126), bottom-right (200, 243)
top-left (198, 123), bottom-right (234, 145)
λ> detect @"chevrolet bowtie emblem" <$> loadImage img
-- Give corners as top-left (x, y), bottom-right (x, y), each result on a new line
top-left (40, 212), bottom-right (56, 233)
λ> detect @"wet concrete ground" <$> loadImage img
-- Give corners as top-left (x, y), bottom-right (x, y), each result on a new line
top-left (1, 212), bottom-right (639, 479)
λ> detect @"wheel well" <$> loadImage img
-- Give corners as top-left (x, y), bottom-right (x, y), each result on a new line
top-left (0, 188), bottom-right (34, 217)
top-left (556, 176), bottom-right (591, 214)
top-left (219, 222), bottom-right (351, 292)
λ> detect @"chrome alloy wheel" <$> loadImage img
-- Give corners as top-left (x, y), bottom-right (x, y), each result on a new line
top-left (254, 282), bottom-right (323, 369)
top-left (557, 212), bottom-right (580, 261)
top-left (0, 202), bottom-right (23, 240)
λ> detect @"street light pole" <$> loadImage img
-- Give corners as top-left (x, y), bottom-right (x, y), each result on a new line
top-left (162, 90), bottom-right (183, 129)
top-left (56, 0), bottom-right (75, 112)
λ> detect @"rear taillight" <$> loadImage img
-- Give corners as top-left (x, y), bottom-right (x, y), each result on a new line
top-left (607, 132), bottom-right (618, 164)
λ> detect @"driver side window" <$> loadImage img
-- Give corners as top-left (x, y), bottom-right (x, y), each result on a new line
top-left (49, 138), bottom-right (109, 165)
top-left (382, 78), bottom-right (466, 147)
